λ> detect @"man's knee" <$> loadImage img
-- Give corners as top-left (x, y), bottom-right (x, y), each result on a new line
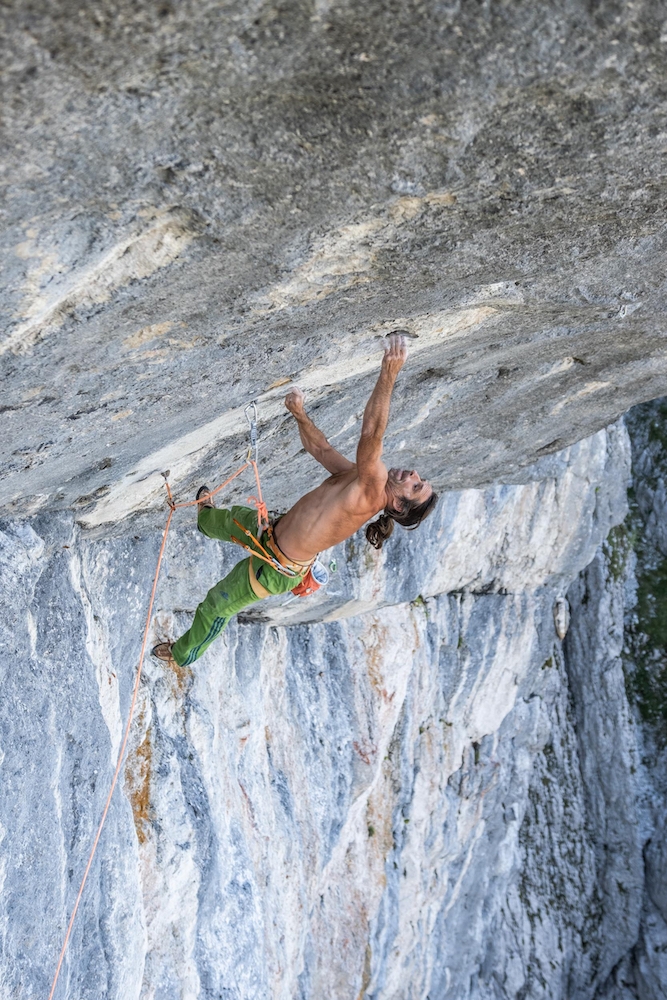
top-left (203, 581), bottom-right (231, 615)
top-left (197, 506), bottom-right (223, 537)
top-left (205, 561), bottom-right (250, 609)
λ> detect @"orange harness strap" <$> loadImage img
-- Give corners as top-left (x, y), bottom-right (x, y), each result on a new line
top-left (229, 519), bottom-right (300, 578)
top-left (264, 524), bottom-right (314, 572)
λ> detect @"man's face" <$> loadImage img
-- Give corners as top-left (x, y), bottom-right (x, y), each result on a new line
top-left (387, 468), bottom-right (433, 507)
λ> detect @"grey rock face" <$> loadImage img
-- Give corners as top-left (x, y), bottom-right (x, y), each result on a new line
top-left (2, 0), bottom-right (667, 525)
top-left (4, 1), bottom-right (667, 995)
top-left (0, 419), bottom-right (635, 998)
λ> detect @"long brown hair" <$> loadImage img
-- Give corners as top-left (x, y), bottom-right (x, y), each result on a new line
top-left (366, 491), bottom-right (438, 550)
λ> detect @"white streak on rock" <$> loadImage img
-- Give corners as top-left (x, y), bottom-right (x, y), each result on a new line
top-left (26, 611), bottom-right (37, 658)
top-left (252, 193), bottom-right (463, 313)
top-left (553, 596), bottom-right (570, 639)
top-left (68, 546), bottom-right (122, 759)
top-left (2, 209), bottom-right (196, 356)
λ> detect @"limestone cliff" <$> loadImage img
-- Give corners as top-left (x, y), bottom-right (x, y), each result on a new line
top-left (3, 1), bottom-right (667, 997)
top-left (0, 418), bottom-right (646, 998)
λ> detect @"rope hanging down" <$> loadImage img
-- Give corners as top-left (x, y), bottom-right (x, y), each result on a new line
top-left (48, 403), bottom-right (271, 1000)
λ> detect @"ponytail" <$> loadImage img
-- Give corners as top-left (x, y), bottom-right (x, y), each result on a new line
top-left (366, 513), bottom-right (395, 550)
top-left (365, 490), bottom-right (438, 550)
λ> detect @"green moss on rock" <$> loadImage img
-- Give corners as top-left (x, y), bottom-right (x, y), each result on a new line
top-left (623, 399), bottom-right (667, 745)
top-left (602, 523), bottom-right (636, 584)
top-left (626, 555), bottom-right (667, 740)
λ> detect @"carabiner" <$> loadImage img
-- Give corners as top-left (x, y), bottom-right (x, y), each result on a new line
top-left (244, 401), bottom-right (259, 461)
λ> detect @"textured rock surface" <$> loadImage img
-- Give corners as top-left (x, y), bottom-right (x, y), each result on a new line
top-left (0, 420), bottom-right (635, 998)
top-left (4, 1), bottom-right (667, 997)
top-left (2, 0), bottom-right (667, 525)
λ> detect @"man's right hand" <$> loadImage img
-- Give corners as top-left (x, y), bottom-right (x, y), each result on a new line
top-left (382, 333), bottom-right (408, 377)
top-left (285, 386), bottom-right (306, 418)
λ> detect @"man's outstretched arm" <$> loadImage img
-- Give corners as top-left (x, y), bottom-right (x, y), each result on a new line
top-left (356, 334), bottom-right (407, 487)
top-left (285, 388), bottom-right (355, 475)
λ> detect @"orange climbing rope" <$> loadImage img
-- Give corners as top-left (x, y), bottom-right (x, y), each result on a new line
top-left (47, 405), bottom-right (272, 1000)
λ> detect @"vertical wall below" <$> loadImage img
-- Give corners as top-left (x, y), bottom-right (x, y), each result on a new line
top-left (3, 415), bottom-right (663, 1000)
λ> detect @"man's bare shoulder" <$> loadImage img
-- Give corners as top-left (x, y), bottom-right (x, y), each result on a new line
top-left (324, 464), bottom-right (386, 506)
top-left (275, 462), bottom-right (387, 560)
top-left (323, 467), bottom-right (357, 484)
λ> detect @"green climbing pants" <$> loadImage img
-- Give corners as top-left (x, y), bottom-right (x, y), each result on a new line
top-left (171, 505), bottom-right (304, 667)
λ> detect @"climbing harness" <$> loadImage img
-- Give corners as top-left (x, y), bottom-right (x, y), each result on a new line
top-left (46, 401), bottom-right (310, 1000)
top-left (229, 518), bottom-right (301, 578)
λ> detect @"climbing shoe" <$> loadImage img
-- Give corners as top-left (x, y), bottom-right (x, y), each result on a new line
top-left (152, 642), bottom-right (177, 664)
top-left (196, 484), bottom-right (215, 510)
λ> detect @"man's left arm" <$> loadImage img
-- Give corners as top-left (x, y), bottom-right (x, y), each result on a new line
top-left (355, 334), bottom-right (407, 488)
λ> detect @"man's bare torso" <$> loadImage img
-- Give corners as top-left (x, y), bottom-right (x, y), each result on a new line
top-left (273, 466), bottom-right (385, 562)
top-left (270, 334), bottom-right (417, 563)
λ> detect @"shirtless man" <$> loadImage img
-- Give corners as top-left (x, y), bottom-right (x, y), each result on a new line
top-left (153, 333), bottom-right (437, 668)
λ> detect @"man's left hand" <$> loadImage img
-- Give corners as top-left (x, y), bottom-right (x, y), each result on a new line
top-left (382, 333), bottom-right (408, 377)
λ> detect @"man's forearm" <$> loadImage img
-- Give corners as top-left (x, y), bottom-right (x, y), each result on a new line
top-left (286, 387), bottom-right (355, 474)
top-left (360, 369), bottom-right (397, 441)
top-left (295, 410), bottom-right (331, 459)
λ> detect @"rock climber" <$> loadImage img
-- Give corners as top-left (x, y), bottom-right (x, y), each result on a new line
top-left (152, 333), bottom-right (438, 668)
